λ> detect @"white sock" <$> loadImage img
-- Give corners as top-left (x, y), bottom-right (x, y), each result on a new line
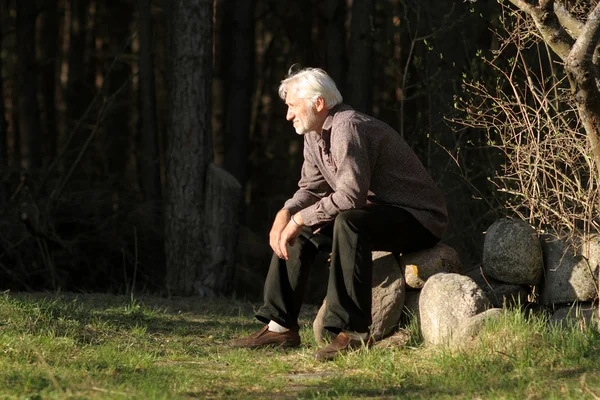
top-left (268, 320), bottom-right (289, 333)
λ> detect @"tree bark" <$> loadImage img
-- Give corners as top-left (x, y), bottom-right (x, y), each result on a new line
top-left (203, 164), bottom-right (242, 295)
top-left (0, 2), bottom-right (8, 204)
top-left (166, 0), bottom-right (241, 296)
top-left (0, 0), bottom-right (8, 170)
top-left (507, 0), bottom-right (600, 181)
top-left (565, 2), bottom-right (600, 180)
top-left (224, 0), bottom-right (255, 190)
top-left (103, 0), bottom-right (133, 190)
top-left (65, 0), bottom-right (90, 167)
top-left (138, 0), bottom-right (161, 203)
top-left (16, 0), bottom-right (43, 170)
top-left (347, 0), bottom-right (374, 113)
top-left (211, 0), bottom-right (227, 166)
top-left (319, 0), bottom-right (347, 94)
top-left (38, 0), bottom-right (59, 166)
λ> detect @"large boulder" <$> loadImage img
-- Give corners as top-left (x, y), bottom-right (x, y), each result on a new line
top-left (419, 273), bottom-right (489, 345)
top-left (234, 227), bottom-right (273, 300)
top-left (451, 308), bottom-right (503, 346)
top-left (313, 251), bottom-right (405, 345)
top-left (402, 243), bottom-right (462, 289)
top-left (402, 290), bottom-right (421, 323)
top-left (465, 267), bottom-right (530, 308)
top-left (550, 302), bottom-right (598, 330)
top-left (482, 219), bottom-right (543, 285)
top-left (541, 235), bottom-right (600, 305)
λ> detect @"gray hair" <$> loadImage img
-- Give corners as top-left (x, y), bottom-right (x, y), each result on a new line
top-left (278, 67), bottom-right (343, 109)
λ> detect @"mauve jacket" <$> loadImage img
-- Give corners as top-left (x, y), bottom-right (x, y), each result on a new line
top-left (283, 104), bottom-right (448, 239)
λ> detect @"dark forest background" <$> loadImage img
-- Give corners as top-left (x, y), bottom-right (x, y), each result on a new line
top-left (0, 0), bottom-right (506, 299)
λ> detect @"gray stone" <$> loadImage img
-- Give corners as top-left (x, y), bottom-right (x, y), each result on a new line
top-left (375, 328), bottom-right (411, 349)
top-left (312, 298), bottom-right (335, 346)
top-left (402, 290), bottom-right (421, 322)
top-left (483, 219), bottom-right (543, 285)
top-left (541, 235), bottom-right (600, 305)
top-left (419, 273), bottom-right (489, 345)
top-left (402, 243), bottom-right (462, 289)
top-left (452, 308), bottom-right (503, 346)
top-left (465, 267), bottom-right (530, 308)
top-left (550, 303), bottom-right (598, 330)
top-left (313, 251), bottom-right (405, 344)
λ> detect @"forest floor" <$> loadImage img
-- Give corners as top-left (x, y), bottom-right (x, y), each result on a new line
top-left (0, 291), bottom-right (599, 399)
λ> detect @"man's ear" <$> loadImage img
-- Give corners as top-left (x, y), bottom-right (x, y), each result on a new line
top-left (315, 96), bottom-right (326, 112)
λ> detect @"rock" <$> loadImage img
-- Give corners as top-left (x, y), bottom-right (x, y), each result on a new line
top-left (419, 273), bottom-right (489, 345)
top-left (312, 298), bottom-right (335, 346)
top-left (541, 235), bottom-right (600, 305)
top-left (375, 328), bottom-right (411, 349)
top-left (451, 308), bottom-right (503, 346)
top-left (465, 267), bottom-right (530, 308)
top-left (402, 290), bottom-right (421, 322)
top-left (550, 303), bottom-right (598, 330)
top-left (522, 302), bottom-right (550, 320)
top-left (233, 227), bottom-right (273, 301)
top-left (402, 243), bottom-right (462, 289)
top-left (313, 251), bottom-right (405, 345)
top-left (483, 218), bottom-right (544, 285)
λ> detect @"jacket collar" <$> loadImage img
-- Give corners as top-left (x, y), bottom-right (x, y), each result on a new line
top-left (321, 103), bottom-right (351, 132)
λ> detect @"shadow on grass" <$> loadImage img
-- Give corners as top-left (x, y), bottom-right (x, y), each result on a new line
top-left (240, 366), bottom-right (600, 399)
top-left (1, 291), bottom-right (273, 344)
top-left (8, 292), bottom-right (600, 399)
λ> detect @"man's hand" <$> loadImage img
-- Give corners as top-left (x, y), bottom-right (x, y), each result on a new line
top-left (269, 209), bottom-right (304, 260)
top-left (279, 214), bottom-right (304, 260)
top-left (269, 209), bottom-right (292, 258)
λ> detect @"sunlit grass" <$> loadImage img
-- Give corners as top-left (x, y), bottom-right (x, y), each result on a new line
top-left (0, 291), bottom-right (599, 399)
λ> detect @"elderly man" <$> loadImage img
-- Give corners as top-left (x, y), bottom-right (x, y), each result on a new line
top-left (231, 67), bottom-right (448, 361)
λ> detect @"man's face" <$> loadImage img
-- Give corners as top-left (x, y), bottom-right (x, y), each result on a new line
top-left (285, 92), bottom-right (318, 135)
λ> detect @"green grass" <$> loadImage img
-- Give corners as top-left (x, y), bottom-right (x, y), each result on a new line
top-left (0, 292), bottom-right (599, 399)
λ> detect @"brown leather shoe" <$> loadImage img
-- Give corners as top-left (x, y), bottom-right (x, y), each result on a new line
top-left (315, 331), bottom-right (374, 361)
top-left (229, 325), bottom-right (301, 349)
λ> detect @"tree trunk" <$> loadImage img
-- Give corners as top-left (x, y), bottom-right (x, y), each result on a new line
top-left (347, 0), bottom-right (373, 113)
top-left (319, 0), bottom-right (347, 94)
top-left (224, 0), bottom-right (255, 190)
top-left (0, 4), bottom-right (8, 205)
top-left (138, 0), bottom-right (161, 203)
top-left (0, 1), bottom-right (8, 170)
top-left (103, 0), bottom-right (132, 190)
top-left (564, 3), bottom-right (600, 182)
top-left (166, 0), bottom-right (242, 296)
top-left (65, 0), bottom-right (90, 167)
top-left (16, 0), bottom-right (43, 170)
top-left (211, 0), bottom-right (227, 166)
top-left (203, 164), bottom-right (242, 296)
top-left (507, 0), bottom-right (600, 187)
top-left (38, 0), bottom-right (59, 166)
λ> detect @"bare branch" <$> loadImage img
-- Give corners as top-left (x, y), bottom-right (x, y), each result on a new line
top-left (507, 0), bottom-right (536, 15)
top-left (554, 2), bottom-right (584, 38)
top-left (539, 0), bottom-right (553, 13)
top-left (570, 2), bottom-right (600, 68)
top-left (509, 0), bottom-right (575, 60)
top-left (566, 3), bottom-right (600, 178)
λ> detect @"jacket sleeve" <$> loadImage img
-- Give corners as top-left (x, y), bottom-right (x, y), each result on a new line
top-left (299, 121), bottom-right (372, 226)
top-left (283, 136), bottom-right (333, 215)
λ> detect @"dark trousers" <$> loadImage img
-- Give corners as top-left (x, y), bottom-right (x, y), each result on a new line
top-left (255, 205), bottom-right (440, 333)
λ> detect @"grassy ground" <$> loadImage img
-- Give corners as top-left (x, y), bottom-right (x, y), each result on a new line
top-left (0, 292), bottom-right (599, 399)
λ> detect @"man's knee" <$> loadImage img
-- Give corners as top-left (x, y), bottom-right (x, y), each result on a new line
top-left (286, 233), bottom-right (318, 257)
top-left (333, 209), bottom-right (365, 233)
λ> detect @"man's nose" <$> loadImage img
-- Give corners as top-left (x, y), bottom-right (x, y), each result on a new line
top-left (286, 109), bottom-right (294, 120)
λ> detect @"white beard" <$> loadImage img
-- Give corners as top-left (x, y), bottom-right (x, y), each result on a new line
top-left (294, 107), bottom-right (318, 135)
